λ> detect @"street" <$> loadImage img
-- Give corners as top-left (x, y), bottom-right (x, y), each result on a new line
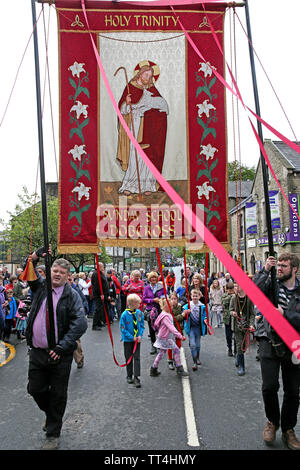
top-left (0, 317), bottom-right (299, 452)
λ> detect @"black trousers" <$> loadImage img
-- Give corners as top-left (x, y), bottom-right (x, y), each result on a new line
top-left (224, 324), bottom-right (233, 351)
top-left (148, 319), bottom-right (156, 344)
top-left (259, 338), bottom-right (300, 432)
top-left (3, 318), bottom-right (14, 340)
top-left (124, 342), bottom-right (141, 378)
top-left (27, 348), bottom-right (73, 437)
top-left (93, 301), bottom-right (107, 327)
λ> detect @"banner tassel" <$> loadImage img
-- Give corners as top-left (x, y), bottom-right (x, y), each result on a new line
top-left (19, 255), bottom-right (38, 282)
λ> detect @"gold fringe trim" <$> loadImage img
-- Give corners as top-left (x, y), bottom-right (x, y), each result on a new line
top-left (57, 240), bottom-right (232, 254)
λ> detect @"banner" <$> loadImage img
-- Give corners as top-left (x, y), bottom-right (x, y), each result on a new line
top-left (269, 190), bottom-right (280, 230)
top-left (245, 202), bottom-right (257, 234)
top-left (289, 193), bottom-right (300, 242)
top-left (56, 1), bottom-right (229, 253)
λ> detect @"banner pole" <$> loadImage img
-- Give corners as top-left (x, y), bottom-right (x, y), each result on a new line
top-left (244, 0), bottom-right (277, 306)
top-left (31, 0), bottom-right (56, 349)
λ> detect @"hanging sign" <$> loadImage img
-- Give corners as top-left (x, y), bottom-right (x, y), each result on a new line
top-left (289, 193), bottom-right (300, 242)
top-left (56, 1), bottom-right (229, 253)
top-left (269, 190), bottom-right (280, 230)
top-left (245, 202), bottom-right (257, 234)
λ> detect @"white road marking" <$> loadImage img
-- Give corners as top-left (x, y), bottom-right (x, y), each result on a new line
top-left (180, 347), bottom-right (200, 447)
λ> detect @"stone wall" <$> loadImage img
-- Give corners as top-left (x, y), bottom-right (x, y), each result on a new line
top-left (231, 140), bottom-right (300, 274)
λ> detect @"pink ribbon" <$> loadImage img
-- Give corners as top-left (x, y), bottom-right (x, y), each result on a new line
top-left (80, 0), bottom-right (300, 359)
top-left (170, 4), bottom-right (300, 222)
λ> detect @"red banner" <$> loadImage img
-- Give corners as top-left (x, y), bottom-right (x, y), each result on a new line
top-left (56, 1), bottom-right (229, 253)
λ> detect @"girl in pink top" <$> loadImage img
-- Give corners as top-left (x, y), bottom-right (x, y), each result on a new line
top-left (150, 298), bottom-right (188, 377)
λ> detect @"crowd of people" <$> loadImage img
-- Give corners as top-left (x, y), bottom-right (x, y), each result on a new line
top-left (0, 250), bottom-right (300, 451)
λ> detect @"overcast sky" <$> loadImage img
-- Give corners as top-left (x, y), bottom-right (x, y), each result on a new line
top-left (0, 0), bottom-right (299, 226)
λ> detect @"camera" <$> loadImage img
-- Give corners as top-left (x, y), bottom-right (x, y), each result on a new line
top-left (18, 298), bottom-right (31, 317)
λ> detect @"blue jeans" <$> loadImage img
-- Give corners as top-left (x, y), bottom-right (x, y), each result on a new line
top-left (108, 303), bottom-right (116, 322)
top-left (189, 326), bottom-right (201, 362)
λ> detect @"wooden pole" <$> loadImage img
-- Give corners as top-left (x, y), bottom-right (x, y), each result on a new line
top-left (31, 0), bottom-right (56, 349)
top-left (244, 0), bottom-right (277, 307)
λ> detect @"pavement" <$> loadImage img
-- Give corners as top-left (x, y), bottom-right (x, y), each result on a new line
top-left (0, 317), bottom-right (299, 452)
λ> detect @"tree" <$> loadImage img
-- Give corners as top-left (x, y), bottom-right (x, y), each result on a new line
top-left (1, 187), bottom-right (111, 269)
top-left (170, 247), bottom-right (206, 268)
top-left (228, 161), bottom-right (256, 181)
top-left (1, 187), bottom-right (59, 264)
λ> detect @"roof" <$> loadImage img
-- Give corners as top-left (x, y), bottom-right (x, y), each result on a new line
top-left (228, 180), bottom-right (253, 199)
top-left (229, 194), bottom-right (252, 215)
top-left (271, 140), bottom-right (300, 171)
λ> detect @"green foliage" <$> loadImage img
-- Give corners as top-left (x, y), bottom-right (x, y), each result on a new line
top-left (228, 161), bottom-right (256, 181)
top-left (2, 187), bottom-right (58, 263)
top-left (1, 187), bottom-right (111, 269)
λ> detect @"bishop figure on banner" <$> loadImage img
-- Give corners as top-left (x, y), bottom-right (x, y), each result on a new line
top-left (116, 61), bottom-right (169, 196)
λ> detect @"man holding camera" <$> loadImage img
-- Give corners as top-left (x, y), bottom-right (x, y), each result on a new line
top-left (25, 248), bottom-right (87, 450)
top-left (254, 253), bottom-right (300, 450)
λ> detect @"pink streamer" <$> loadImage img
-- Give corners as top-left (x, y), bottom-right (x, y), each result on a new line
top-left (80, 0), bottom-right (300, 359)
top-left (170, 5), bottom-right (300, 222)
top-left (249, 119), bottom-right (300, 222)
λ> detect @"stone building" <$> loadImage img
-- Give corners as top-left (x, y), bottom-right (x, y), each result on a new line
top-left (209, 180), bottom-right (252, 274)
top-left (229, 139), bottom-right (300, 274)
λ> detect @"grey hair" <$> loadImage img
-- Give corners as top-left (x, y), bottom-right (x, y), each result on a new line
top-left (131, 270), bottom-right (141, 277)
top-left (52, 258), bottom-right (71, 272)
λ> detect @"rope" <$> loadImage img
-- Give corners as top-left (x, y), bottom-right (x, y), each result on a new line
top-left (155, 248), bottom-right (183, 334)
top-left (183, 248), bottom-right (191, 313)
top-left (0, 8), bottom-right (43, 128)
top-left (94, 253), bottom-right (137, 368)
top-left (204, 252), bottom-right (213, 335)
top-left (234, 9), bottom-right (298, 142)
top-left (233, 10), bottom-right (243, 255)
top-left (42, 4), bottom-right (59, 181)
top-left (240, 327), bottom-right (252, 353)
top-left (228, 9), bottom-right (240, 260)
top-left (29, 4), bottom-right (55, 257)
top-left (228, 8), bottom-right (243, 264)
top-left (99, 33), bottom-right (185, 43)
top-left (234, 295), bottom-right (254, 354)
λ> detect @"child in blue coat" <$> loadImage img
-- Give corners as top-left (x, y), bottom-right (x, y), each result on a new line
top-left (3, 288), bottom-right (18, 342)
top-left (183, 289), bottom-right (208, 371)
top-left (120, 293), bottom-right (144, 388)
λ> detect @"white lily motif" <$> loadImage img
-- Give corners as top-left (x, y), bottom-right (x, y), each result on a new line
top-left (196, 100), bottom-right (216, 118)
top-left (72, 182), bottom-right (91, 201)
top-left (68, 61), bottom-right (86, 78)
top-left (70, 100), bottom-right (88, 120)
top-left (68, 144), bottom-right (86, 162)
top-left (197, 181), bottom-right (216, 200)
top-left (200, 144), bottom-right (218, 161)
top-left (198, 61), bottom-right (216, 77)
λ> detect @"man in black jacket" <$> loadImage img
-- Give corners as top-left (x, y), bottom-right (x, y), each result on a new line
top-left (254, 253), bottom-right (300, 450)
top-left (26, 249), bottom-right (87, 450)
top-left (91, 261), bottom-right (109, 330)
